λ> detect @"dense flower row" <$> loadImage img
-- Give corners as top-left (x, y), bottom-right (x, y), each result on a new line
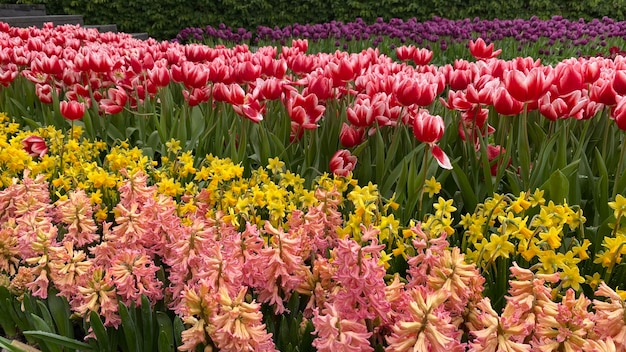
top-left (3, 23), bottom-right (626, 187)
top-left (175, 16), bottom-right (626, 58)
top-left (1, 113), bottom-right (626, 351)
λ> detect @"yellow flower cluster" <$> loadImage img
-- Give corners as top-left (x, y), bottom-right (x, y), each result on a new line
top-left (460, 190), bottom-right (593, 291)
top-left (595, 194), bottom-right (626, 276)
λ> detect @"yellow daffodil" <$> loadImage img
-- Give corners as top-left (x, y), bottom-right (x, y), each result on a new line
top-left (423, 176), bottom-right (441, 198)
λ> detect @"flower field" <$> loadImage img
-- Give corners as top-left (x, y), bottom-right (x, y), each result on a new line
top-left (0, 17), bottom-right (625, 352)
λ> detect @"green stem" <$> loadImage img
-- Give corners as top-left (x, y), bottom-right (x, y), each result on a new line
top-left (613, 134), bottom-right (626, 198)
top-left (519, 104), bottom-right (531, 188)
top-left (601, 106), bottom-right (611, 161)
top-left (418, 147), bottom-right (429, 219)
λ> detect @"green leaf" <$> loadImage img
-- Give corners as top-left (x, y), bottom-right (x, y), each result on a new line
top-left (613, 168), bottom-right (626, 197)
top-left (476, 135), bottom-right (494, 196)
top-left (0, 288), bottom-right (17, 337)
top-left (382, 148), bottom-right (418, 198)
top-left (9, 97), bottom-right (30, 120)
top-left (22, 331), bottom-right (94, 351)
top-left (299, 319), bottom-right (315, 352)
top-left (89, 311), bottom-right (110, 352)
top-left (287, 293), bottom-right (300, 320)
top-left (542, 169), bottom-right (569, 204)
top-left (186, 106), bottom-right (205, 151)
top-left (47, 292), bottom-right (73, 339)
top-left (451, 160), bottom-right (478, 211)
top-left (20, 117), bottom-right (42, 131)
top-left (35, 301), bottom-right (56, 334)
top-left (594, 148), bottom-right (610, 222)
top-left (528, 132), bottom-right (558, 189)
top-left (9, 295), bottom-right (31, 334)
top-left (173, 316), bottom-right (184, 347)
top-left (29, 314), bottom-right (62, 352)
top-left (141, 296), bottom-right (154, 352)
top-left (156, 312), bottom-right (174, 352)
top-left (82, 109), bottom-right (96, 140)
top-left (0, 336), bottom-right (28, 352)
top-left (157, 331), bottom-right (172, 352)
top-left (374, 128), bottom-right (385, 184)
top-left (106, 124), bottom-right (125, 143)
top-left (278, 315), bottom-right (290, 349)
top-left (118, 302), bottom-right (140, 352)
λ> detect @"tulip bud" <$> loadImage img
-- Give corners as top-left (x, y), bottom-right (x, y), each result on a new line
top-left (329, 149), bottom-right (357, 177)
top-left (612, 96), bottom-right (626, 131)
top-left (22, 135), bottom-right (48, 158)
top-left (469, 38), bottom-right (502, 60)
top-left (412, 109), bottom-right (444, 144)
top-left (339, 123), bottom-right (365, 148)
top-left (486, 144), bottom-right (510, 176)
top-left (60, 100), bottom-right (85, 121)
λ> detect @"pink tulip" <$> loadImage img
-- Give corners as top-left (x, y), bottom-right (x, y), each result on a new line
top-left (329, 149), bottom-right (357, 177)
top-left (235, 61), bottom-right (261, 83)
top-left (469, 38), bottom-right (502, 60)
top-left (291, 38), bottom-right (308, 53)
top-left (22, 135), bottom-right (48, 158)
top-left (554, 62), bottom-right (584, 96)
top-left (504, 67), bottom-right (553, 104)
top-left (395, 45), bottom-right (416, 61)
top-left (339, 123), bottom-right (365, 148)
top-left (413, 48), bottom-right (433, 66)
top-left (492, 86), bottom-right (524, 116)
top-left (613, 69), bottom-right (626, 95)
top-left (487, 144), bottom-right (510, 176)
top-left (305, 74), bottom-right (334, 101)
top-left (412, 109), bottom-right (452, 169)
top-left (35, 83), bottom-right (57, 104)
top-left (285, 91), bottom-right (325, 130)
top-left (182, 87), bottom-right (210, 106)
top-left (590, 77), bottom-right (618, 106)
top-left (394, 78), bottom-right (438, 107)
top-left (60, 100), bottom-right (85, 121)
top-left (611, 96), bottom-right (626, 131)
top-left (346, 93), bottom-right (386, 128)
top-left (99, 87), bottom-right (128, 114)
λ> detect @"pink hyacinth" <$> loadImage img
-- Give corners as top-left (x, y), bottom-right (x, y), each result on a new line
top-left (55, 189), bottom-right (99, 247)
top-left (592, 282), bottom-right (626, 350)
top-left (108, 249), bottom-right (163, 306)
top-left (385, 286), bottom-right (465, 352)
top-left (534, 288), bottom-right (594, 351)
top-left (468, 297), bottom-right (531, 352)
top-left (211, 287), bottom-right (277, 352)
top-left (312, 302), bottom-right (373, 352)
top-left (71, 266), bottom-right (121, 328)
top-left (255, 222), bottom-right (307, 313)
top-left (329, 238), bottom-right (391, 323)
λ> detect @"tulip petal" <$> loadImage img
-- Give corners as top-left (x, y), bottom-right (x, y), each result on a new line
top-left (431, 144), bottom-right (452, 170)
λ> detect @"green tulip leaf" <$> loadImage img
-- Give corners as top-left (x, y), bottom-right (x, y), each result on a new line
top-left (23, 330), bottom-right (94, 351)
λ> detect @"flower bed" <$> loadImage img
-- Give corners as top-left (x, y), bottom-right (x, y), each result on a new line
top-left (0, 19), bottom-right (625, 351)
top-left (176, 16), bottom-right (626, 64)
top-left (1, 116), bottom-right (626, 351)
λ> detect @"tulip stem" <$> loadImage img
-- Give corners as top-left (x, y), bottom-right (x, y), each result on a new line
top-left (613, 134), bottom-right (626, 198)
top-left (519, 104), bottom-right (531, 187)
top-left (418, 148), bottom-right (429, 219)
top-left (601, 106), bottom-right (610, 160)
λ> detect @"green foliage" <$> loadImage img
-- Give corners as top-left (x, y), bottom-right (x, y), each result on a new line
top-left (0, 288), bottom-right (182, 352)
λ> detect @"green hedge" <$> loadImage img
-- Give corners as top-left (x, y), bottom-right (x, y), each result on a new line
top-left (2, 0), bottom-right (626, 40)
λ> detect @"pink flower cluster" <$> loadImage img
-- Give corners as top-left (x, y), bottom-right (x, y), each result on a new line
top-left (1, 169), bottom-right (625, 350)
